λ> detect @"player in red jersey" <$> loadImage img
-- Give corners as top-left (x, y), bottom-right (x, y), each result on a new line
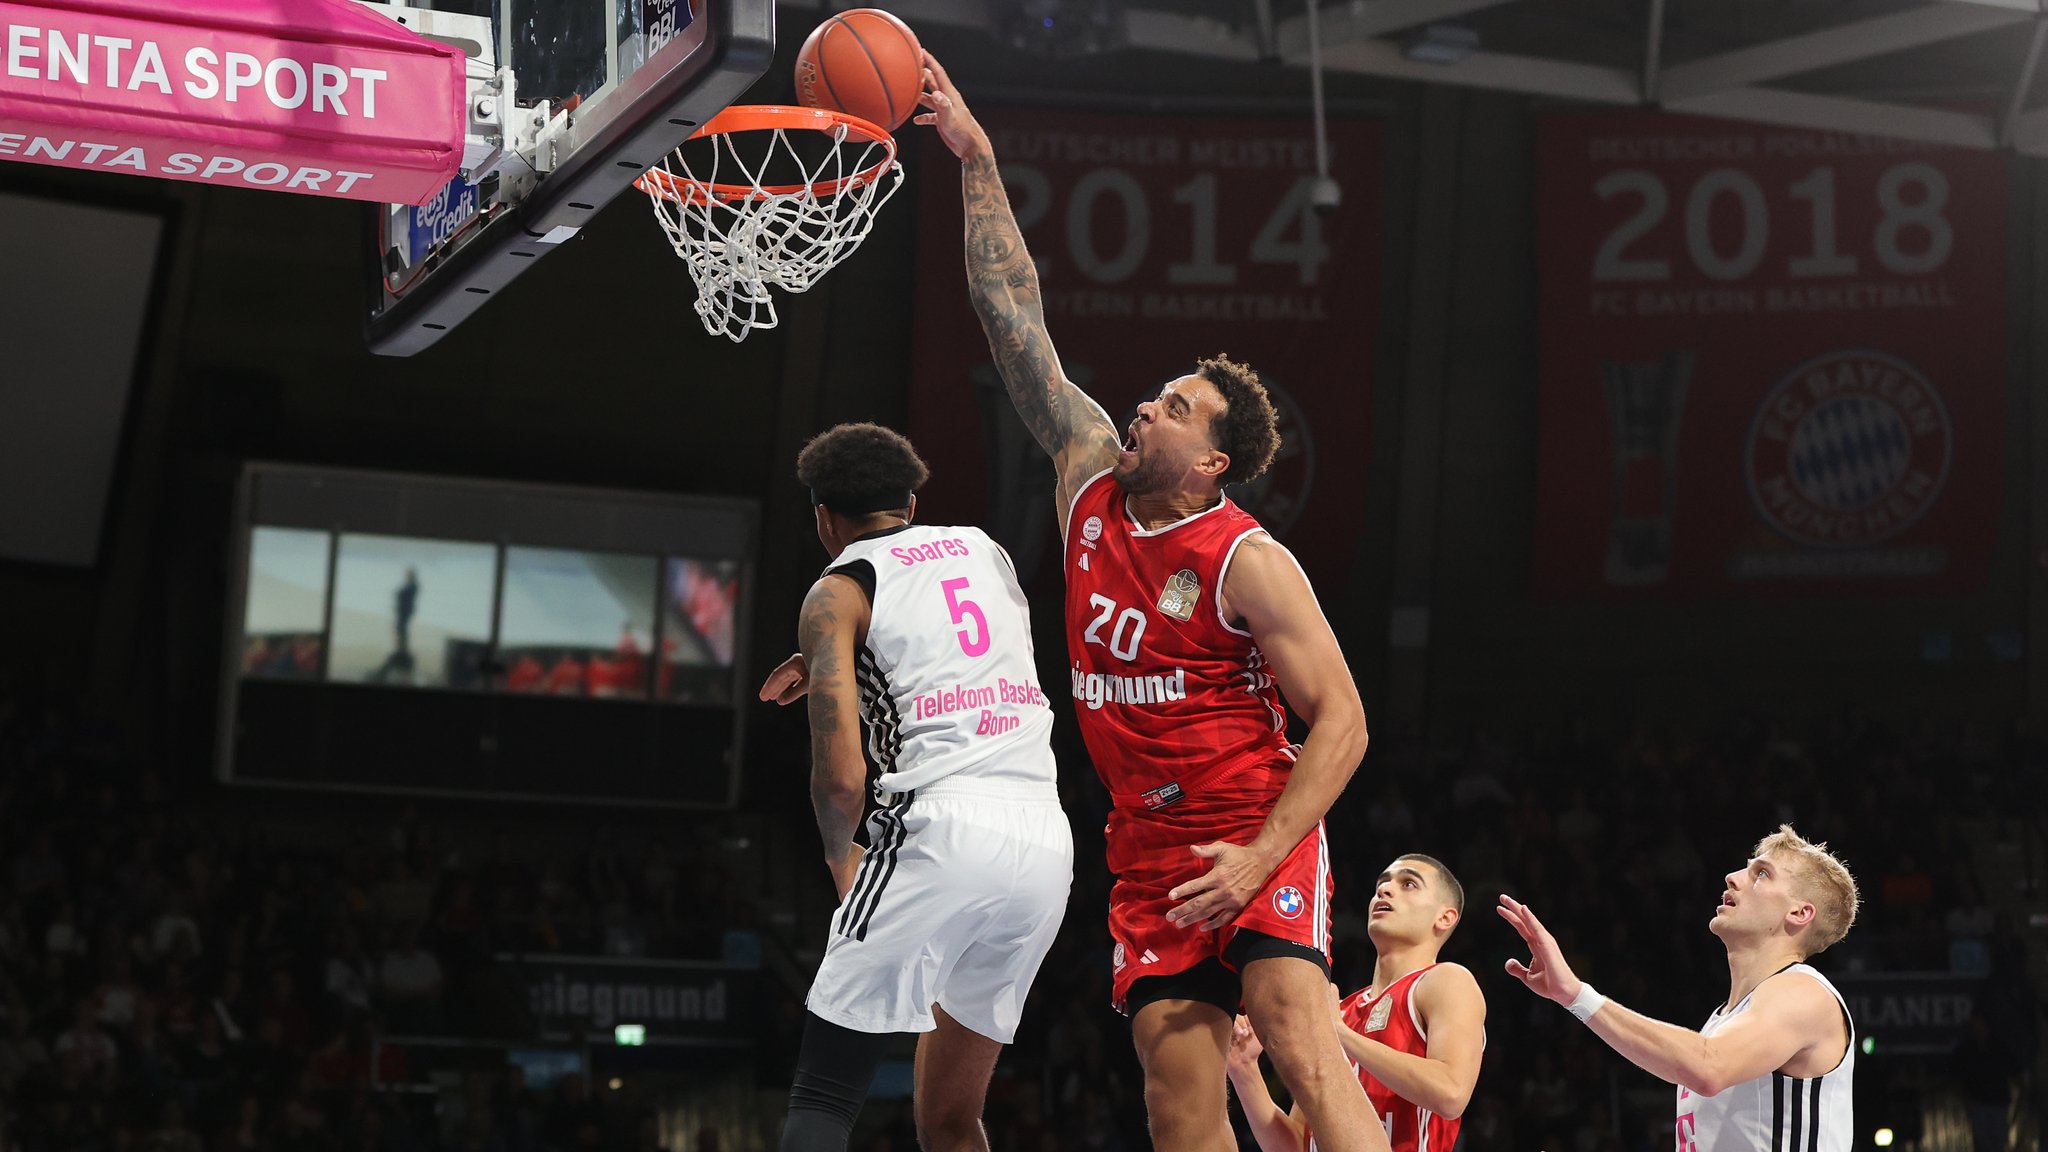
top-left (1227, 854), bottom-right (1486, 1152)
top-left (920, 54), bottom-right (1383, 1152)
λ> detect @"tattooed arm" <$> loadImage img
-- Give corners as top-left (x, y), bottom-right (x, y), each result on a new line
top-left (798, 574), bottom-right (871, 900)
top-left (918, 52), bottom-right (1121, 533)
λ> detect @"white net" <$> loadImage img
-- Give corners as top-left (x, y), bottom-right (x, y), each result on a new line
top-left (641, 110), bottom-right (904, 342)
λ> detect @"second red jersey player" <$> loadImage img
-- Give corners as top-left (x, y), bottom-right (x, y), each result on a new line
top-left (1228, 855), bottom-right (1487, 1152)
top-left (1064, 467), bottom-right (1333, 1013)
top-left (1326, 969), bottom-right (1464, 1152)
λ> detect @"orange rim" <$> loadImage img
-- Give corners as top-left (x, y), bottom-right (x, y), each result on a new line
top-left (634, 104), bottom-right (898, 205)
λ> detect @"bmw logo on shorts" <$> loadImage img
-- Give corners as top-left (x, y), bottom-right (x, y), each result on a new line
top-left (1272, 886), bottom-right (1306, 919)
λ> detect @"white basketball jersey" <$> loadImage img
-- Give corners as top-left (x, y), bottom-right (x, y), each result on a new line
top-left (1679, 964), bottom-right (1854, 1152)
top-left (828, 525), bottom-right (1056, 794)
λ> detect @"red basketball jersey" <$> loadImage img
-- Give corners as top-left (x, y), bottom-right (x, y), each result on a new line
top-left (1312, 965), bottom-right (1463, 1152)
top-left (1063, 469), bottom-right (1294, 807)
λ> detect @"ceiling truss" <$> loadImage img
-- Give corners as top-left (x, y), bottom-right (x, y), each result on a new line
top-left (794, 0), bottom-right (2048, 157)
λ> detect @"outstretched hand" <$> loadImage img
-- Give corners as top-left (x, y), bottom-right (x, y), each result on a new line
top-left (1497, 894), bottom-right (1583, 1006)
top-left (1166, 842), bottom-right (1278, 932)
top-left (757, 652), bottom-right (809, 704)
top-left (1225, 1013), bottom-right (1264, 1076)
top-left (914, 51), bottom-right (988, 160)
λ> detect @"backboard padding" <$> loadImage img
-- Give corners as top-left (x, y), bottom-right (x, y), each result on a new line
top-left (363, 0), bottom-right (772, 356)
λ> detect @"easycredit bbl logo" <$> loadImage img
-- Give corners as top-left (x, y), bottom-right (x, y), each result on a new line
top-left (1744, 349), bottom-right (1953, 549)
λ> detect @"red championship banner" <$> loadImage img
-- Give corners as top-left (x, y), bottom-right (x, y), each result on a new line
top-left (1534, 112), bottom-right (2006, 596)
top-left (908, 110), bottom-right (1380, 594)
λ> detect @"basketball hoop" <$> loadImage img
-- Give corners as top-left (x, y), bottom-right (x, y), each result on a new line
top-left (637, 105), bottom-right (903, 342)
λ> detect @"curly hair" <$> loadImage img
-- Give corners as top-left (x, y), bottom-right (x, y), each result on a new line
top-left (795, 423), bottom-right (930, 515)
top-left (1196, 354), bottom-right (1280, 486)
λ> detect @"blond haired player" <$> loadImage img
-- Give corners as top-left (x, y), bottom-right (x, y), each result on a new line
top-left (1228, 854), bottom-right (1486, 1152)
top-left (1500, 825), bottom-right (1860, 1152)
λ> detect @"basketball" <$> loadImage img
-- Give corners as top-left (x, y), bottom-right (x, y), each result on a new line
top-left (794, 8), bottom-right (923, 132)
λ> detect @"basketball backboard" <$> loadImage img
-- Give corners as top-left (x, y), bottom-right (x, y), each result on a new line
top-left (358, 0), bottom-right (772, 356)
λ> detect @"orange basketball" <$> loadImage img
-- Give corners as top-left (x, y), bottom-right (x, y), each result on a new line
top-left (794, 9), bottom-right (923, 133)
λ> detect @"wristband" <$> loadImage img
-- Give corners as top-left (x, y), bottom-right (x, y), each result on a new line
top-left (1566, 983), bottom-right (1607, 1023)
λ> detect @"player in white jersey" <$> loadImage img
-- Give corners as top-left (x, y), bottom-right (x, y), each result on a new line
top-left (758, 423), bottom-right (1073, 1152)
top-left (1498, 825), bottom-right (1860, 1152)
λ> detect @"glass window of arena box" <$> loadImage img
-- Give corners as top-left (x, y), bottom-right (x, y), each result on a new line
top-left (220, 463), bottom-right (757, 808)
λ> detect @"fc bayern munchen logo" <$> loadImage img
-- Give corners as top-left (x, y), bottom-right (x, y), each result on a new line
top-left (1743, 348), bottom-right (1952, 550)
top-left (1272, 886), bottom-right (1306, 920)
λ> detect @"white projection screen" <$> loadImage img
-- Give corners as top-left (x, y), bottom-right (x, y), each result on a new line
top-left (0, 191), bottom-right (164, 567)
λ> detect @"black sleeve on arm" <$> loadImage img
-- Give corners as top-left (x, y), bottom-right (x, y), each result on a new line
top-left (823, 559), bottom-right (876, 607)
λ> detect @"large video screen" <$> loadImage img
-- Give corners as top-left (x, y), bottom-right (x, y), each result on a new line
top-left (241, 527), bottom-right (330, 681)
top-left (663, 557), bottom-right (740, 704)
top-left (221, 466), bottom-right (756, 807)
top-left (500, 547), bottom-right (661, 699)
top-left (330, 534), bottom-right (497, 689)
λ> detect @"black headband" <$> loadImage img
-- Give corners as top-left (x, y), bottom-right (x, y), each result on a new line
top-left (811, 489), bottom-right (914, 515)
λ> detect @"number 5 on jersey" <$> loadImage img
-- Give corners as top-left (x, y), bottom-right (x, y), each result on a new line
top-left (942, 577), bottom-right (990, 657)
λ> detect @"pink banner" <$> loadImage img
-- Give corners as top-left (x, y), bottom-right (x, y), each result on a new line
top-left (0, 0), bottom-right (465, 204)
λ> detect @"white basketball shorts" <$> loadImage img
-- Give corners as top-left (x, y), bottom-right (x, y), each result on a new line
top-left (806, 774), bottom-right (1073, 1044)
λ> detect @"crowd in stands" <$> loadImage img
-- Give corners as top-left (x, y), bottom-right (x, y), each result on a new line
top-left (0, 695), bottom-right (746, 1152)
top-left (2, 684), bottom-right (2042, 1152)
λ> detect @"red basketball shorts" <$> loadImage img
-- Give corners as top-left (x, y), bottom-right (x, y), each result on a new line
top-left (1103, 763), bottom-right (1333, 1014)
